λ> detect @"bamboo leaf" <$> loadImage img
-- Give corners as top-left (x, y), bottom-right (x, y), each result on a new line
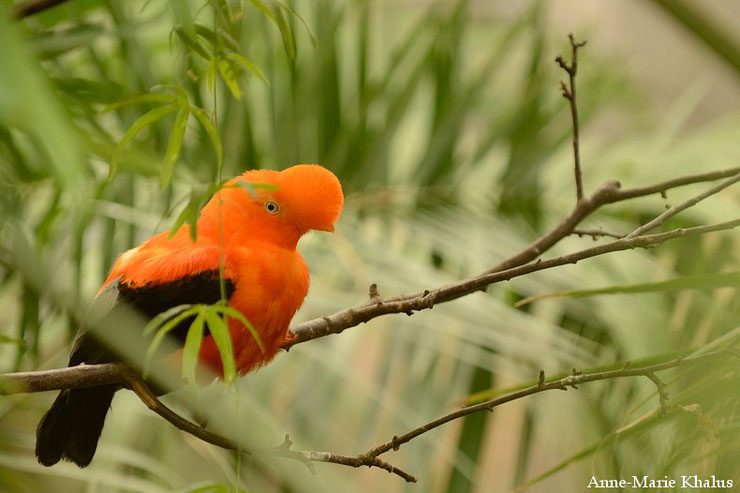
top-left (160, 106), bottom-right (190, 188)
top-left (203, 309), bottom-right (236, 383)
top-left (111, 104), bottom-right (179, 179)
top-left (275, 1), bottom-right (316, 47)
top-left (216, 305), bottom-right (264, 353)
top-left (0, 334), bottom-right (24, 345)
top-left (217, 58), bottom-right (242, 99)
top-left (168, 188), bottom-right (201, 241)
top-left (142, 304), bottom-right (194, 336)
top-left (181, 311), bottom-right (205, 384)
top-left (190, 105), bottom-right (223, 171)
top-left (224, 52), bottom-right (269, 85)
top-left (193, 23), bottom-right (240, 52)
top-left (103, 93), bottom-right (177, 112)
top-left (247, 0), bottom-right (295, 58)
top-left (143, 307), bottom-right (199, 378)
top-left (172, 25), bottom-right (210, 59)
top-left (515, 272), bottom-right (740, 307)
top-left (270, 3), bottom-right (296, 59)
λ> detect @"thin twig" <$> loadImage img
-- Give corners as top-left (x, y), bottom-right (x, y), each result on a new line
top-left (285, 218), bottom-right (740, 348)
top-left (360, 347), bottom-right (735, 459)
top-left (626, 171), bottom-right (740, 238)
top-left (285, 166), bottom-right (740, 347)
top-left (571, 228), bottom-right (624, 240)
top-left (556, 33), bottom-right (588, 203)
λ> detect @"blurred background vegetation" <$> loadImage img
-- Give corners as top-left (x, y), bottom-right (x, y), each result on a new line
top-left (0, 0), bottom-right (738, 492)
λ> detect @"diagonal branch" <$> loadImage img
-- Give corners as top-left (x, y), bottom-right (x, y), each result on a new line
top-left (0, 362), bottom-right (416, 482)
top-left (284, 166), bottom-right (740, 348)
top-left (285, 217), bottom-right (740, 348)
top-left (359, 346), bottom-right (737, 460)
top-left (627, 171), bottom-right (740, 238)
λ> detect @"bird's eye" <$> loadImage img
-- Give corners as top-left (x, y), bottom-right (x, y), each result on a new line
top-left (264, 200), bottom-right (280, 215)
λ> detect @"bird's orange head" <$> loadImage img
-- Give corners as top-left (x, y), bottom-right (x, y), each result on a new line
top-left (198, 164), bottom-right (344, 248)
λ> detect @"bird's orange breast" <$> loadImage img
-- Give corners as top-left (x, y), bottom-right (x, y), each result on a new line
top-left (197, 243), bottom-right (310, 375)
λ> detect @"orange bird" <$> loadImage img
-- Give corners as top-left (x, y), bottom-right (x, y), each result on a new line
top-left (35, 164), bottom-right (343, 467)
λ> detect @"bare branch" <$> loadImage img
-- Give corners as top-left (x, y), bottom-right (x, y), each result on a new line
top-left (286, 218), bottom-right (740, 348)
top-left (0, 363), bottom-right (415, 481)
top-left (0, 363), bottom-right (129, 394)
top-left (360, 347), bottom-right (736, 459)
top-left (571, 228), bottom-right (624, 240)
top-left (627, 171), bottom-right (740, 238)
top-left (556, 33), bottom-right (588, 203)
top-left (284, 166), bottom-right (740, 347)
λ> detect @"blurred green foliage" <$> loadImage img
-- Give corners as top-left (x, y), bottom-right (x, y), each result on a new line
top-left (0, 1), bottom-right (738, 492)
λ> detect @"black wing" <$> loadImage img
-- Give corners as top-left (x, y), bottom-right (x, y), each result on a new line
top-left (70, 269), bottom-right (236, 366)
top-left (37, 269), bottom-right (235, 467)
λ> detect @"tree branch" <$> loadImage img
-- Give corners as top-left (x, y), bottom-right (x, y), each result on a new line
top-left (358, 346), bottom-right (737, 460)
top-left (0, 361), bottom-right (417, 481)
top-left (626, 171), bottom-right (740, 237)
top-left (286, 216), bottom-right (740, 348)
top-left (556, 33), bottom-right (588, 203)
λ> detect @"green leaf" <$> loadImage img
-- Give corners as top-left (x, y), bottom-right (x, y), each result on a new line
top-left (193, 23), bottom-right (240, 52)
top-left (275, 1), bottom-right (316, 47)
top-left (152, 84), bottom-right (190, 104)
top-left (172, 25), bottom-right (210, 59)
top-left (160, 106), bottom-right (190, 188)
top-left (224, 52), bottom-right (268, 85)
top-left (142, 304), bottom-right (194, 336)
top-left (270, 3), bottom-right (296, 59)
top-left (216, 305), bottom-right (264, 353)
top-left (514, 410), bottom-right (666, 492)
top-left (103, 93), bottom-right (178, 112)
top-left (514, 272), bottom-right (740, 307)
top-left (181, 311), bottom-right (205, 384)
top-left (168, 188), bottom-right (201, 241)
top-left (217, 58), bottom-right (242, 99)
top-left (190, 105), bottom-right (223, 171)
top-left (203, 309), bottom-right (236, 383)
top-left (143, 306), bottom-right (199, 378)
top-left (111, 104), bottom-right (179, 179)
top-left (0, 334), bottom-right (23, 345)
top-left (247, 0), bottom-right (296, 58)
top-left (206, 57), bottom-right (217, 91)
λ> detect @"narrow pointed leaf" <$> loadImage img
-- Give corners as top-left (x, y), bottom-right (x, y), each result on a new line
top-left (111, 104), bottom-right (179, 178)
top-left (224, 52), bottom-right (268, 85)
top-left (190, 105), bottom-right (223, 170)
top-left (217, 305), bottom-right (264, 353)
top-left (217, 59), bottom-right (242, 99)
top-left (103, 93), bottom-right (177, 112)
top-left (515, 272), bottom-right (740, 307)
top-left (143, 307), bottom-right (199, 378)
top-left (181, 312), bottom-right (205, 384)
top-left (203, 310), bottom-right (236, 383)
top-left (160, 106), bottom-right (190, 188)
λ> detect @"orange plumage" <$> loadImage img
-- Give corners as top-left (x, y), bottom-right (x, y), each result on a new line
top-left (105, 164), bottom-right (343, 374)
top-left (36, 164), bottom-right (343, 467)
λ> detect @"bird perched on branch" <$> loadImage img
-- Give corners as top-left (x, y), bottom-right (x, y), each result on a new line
top-left (35, 164), bottom-right (343, 467)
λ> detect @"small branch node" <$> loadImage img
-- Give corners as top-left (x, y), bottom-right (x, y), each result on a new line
top-left (538, 370), bottom-right (545, 387)
top-left (369, 283), bottom-right (381, 303)
top-left (646, 372), bottom-right (670, 414)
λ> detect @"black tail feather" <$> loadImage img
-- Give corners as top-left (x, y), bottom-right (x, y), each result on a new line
top-left (36, 386), bottom-right (116, 467)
